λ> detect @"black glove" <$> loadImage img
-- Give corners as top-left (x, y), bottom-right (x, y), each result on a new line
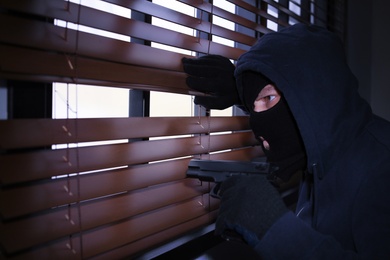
top-left (182, 55), bottom-right (240, 110)
top-left (215, 175), bottom-right (288, 247)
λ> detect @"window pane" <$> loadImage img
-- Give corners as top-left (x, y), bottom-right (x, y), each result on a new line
top-left (149, 91), bottom-right (193, 117)
top-left (53, 83), bottom-right (129, 119)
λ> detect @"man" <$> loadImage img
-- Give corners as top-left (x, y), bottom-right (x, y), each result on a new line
top-left (182, 24), bottom-right (390, 258)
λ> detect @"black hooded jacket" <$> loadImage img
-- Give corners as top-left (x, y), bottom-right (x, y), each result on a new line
top-left (235, 24), bottom-right (390, 258)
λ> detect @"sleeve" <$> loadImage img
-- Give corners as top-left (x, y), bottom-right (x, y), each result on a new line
top-left (254, 169), bottom-right (390, 259)
top-left (254, 212), bottom-right (358, 259)
top-left (351, 168), bottom-right (390, 258)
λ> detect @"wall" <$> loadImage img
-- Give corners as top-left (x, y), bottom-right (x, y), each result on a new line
top-left (347, 0), bottom-right (390, 121)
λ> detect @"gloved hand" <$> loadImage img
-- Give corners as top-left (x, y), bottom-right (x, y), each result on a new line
top-left (215, 175), bottom-right (288, 247)
top-left (182, 55), bottom-right (240, 109)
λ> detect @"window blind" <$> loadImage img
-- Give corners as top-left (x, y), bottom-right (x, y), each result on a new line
top-left (0, 117), bottom-right (260, 258)
top-left (0, 0), bottom-right (346, 258)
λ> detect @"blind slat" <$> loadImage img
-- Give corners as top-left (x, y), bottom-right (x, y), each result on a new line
top-left (0, 4), bottom-right (247, 62)
top-left (262, 0), bottom-right (309, 24)
top-left (0, 0), bottom-right (254, 47)
top-left (0, 158), bottom-right (189, 218)
top-left (178, 0), bottom-right (273, 34)
top-left (0, 38), bottom-right (242, 93)
top-left (0, 116), bottom-right (250, 149)
top-left (1, 147), bottom-right (261, 218)
top-left (0, 12), bottom-right (186, 71)
top-left (0, 0), bottom-right (76, 21)
top-left (106, 0), bottom-right (256, 46)
top-left (82, 195), bottom-right (219, 259)
top-left (226, 0), bottom-right (289, 27)
top-left (89, 210), bottom-right (218, 260)
top-left (6, 211), bottom-right (218, 260)
top-left (0, 131), bottom-right (257, 184)
top-left (80, 1), bottom-right (255, 47)
top-left (0, 44), bottom-right (190, 93)
top-left (0, 179), bottom-right (209, 253)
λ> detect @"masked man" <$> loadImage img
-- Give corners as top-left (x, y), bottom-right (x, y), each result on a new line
top-left (182, 24), bottom-right (390, 258)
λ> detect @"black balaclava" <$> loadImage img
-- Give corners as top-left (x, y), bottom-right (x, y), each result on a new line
top-left (241, 71), bottom-right (307, 185)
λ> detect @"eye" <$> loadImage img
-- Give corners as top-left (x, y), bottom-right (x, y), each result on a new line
top-left (255, 95), bottom-right (276, 103)
top-left (252, 84), bottom-right (281, 112)
top-left (267, 95), bottom-right (276, 102)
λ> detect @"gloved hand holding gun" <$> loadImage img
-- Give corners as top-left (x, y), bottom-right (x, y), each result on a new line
top-left (186, 159), bottom-right (289, 247)
top-left (186, 159), bottom-right (278, 198)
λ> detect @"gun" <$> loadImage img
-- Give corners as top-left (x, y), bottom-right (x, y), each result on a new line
top-left (186, 159), bottom-right (278, 198)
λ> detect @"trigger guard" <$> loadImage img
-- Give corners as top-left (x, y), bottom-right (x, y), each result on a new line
top-left (210, 183), bottom-right (222, 199)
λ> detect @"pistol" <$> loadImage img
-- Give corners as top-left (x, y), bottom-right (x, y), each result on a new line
top-left (186, 159), bottom-right (278, 198)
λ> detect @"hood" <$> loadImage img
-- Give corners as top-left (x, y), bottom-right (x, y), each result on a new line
top-left (235, 23), bottom-right (372, 178)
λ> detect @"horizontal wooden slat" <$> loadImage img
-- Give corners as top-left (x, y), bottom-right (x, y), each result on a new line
top-left (0, 147), bottom-right (262, 218)
top-left (262, 0), bottom-right (309, 24)
top-left (0, 158), bottom-right (189, 218)
top-left (78, 1), bottom-right (256, 47)
top-left (0, 0), bottom-right (77, 23)
top-left (226, 0), bottom-right (289, 27)
top-left (8, 236), bottom-right (84, 260)
top-left (57, 0), bottom-right (256, 48)
top-left (0, 4), bottom-right (246, 61)
top-left (0, 1), bottom-right (253, 88)
top-left (0, 179), bottom-right (210, 253)
top-left (0, 116), bottom-right (250, 149)
top-left (0, 43), bottom-right (189, 91)
top-left (6, 210), bottom-right (218, 260)
top-left (178, 0), bottom-right (273, 35)
top-left (0, 0), bottom-right (255, 48)
top-left (1, 195), bottom-right (219, 258)
top-left (0, 40), bottom-right (241, 93)
top-left (0, 13), bottom-right (185, 72)
top-left (75, 6), bottom-right (243, 58)
top-left (0, 13), bottom-right (74, 53)
top-left (0, 131), bottom-right (257, 184)
top-left (89, 211), bottom-right (218, 260)
top-left (81, 195), bottom-right (219, 259)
